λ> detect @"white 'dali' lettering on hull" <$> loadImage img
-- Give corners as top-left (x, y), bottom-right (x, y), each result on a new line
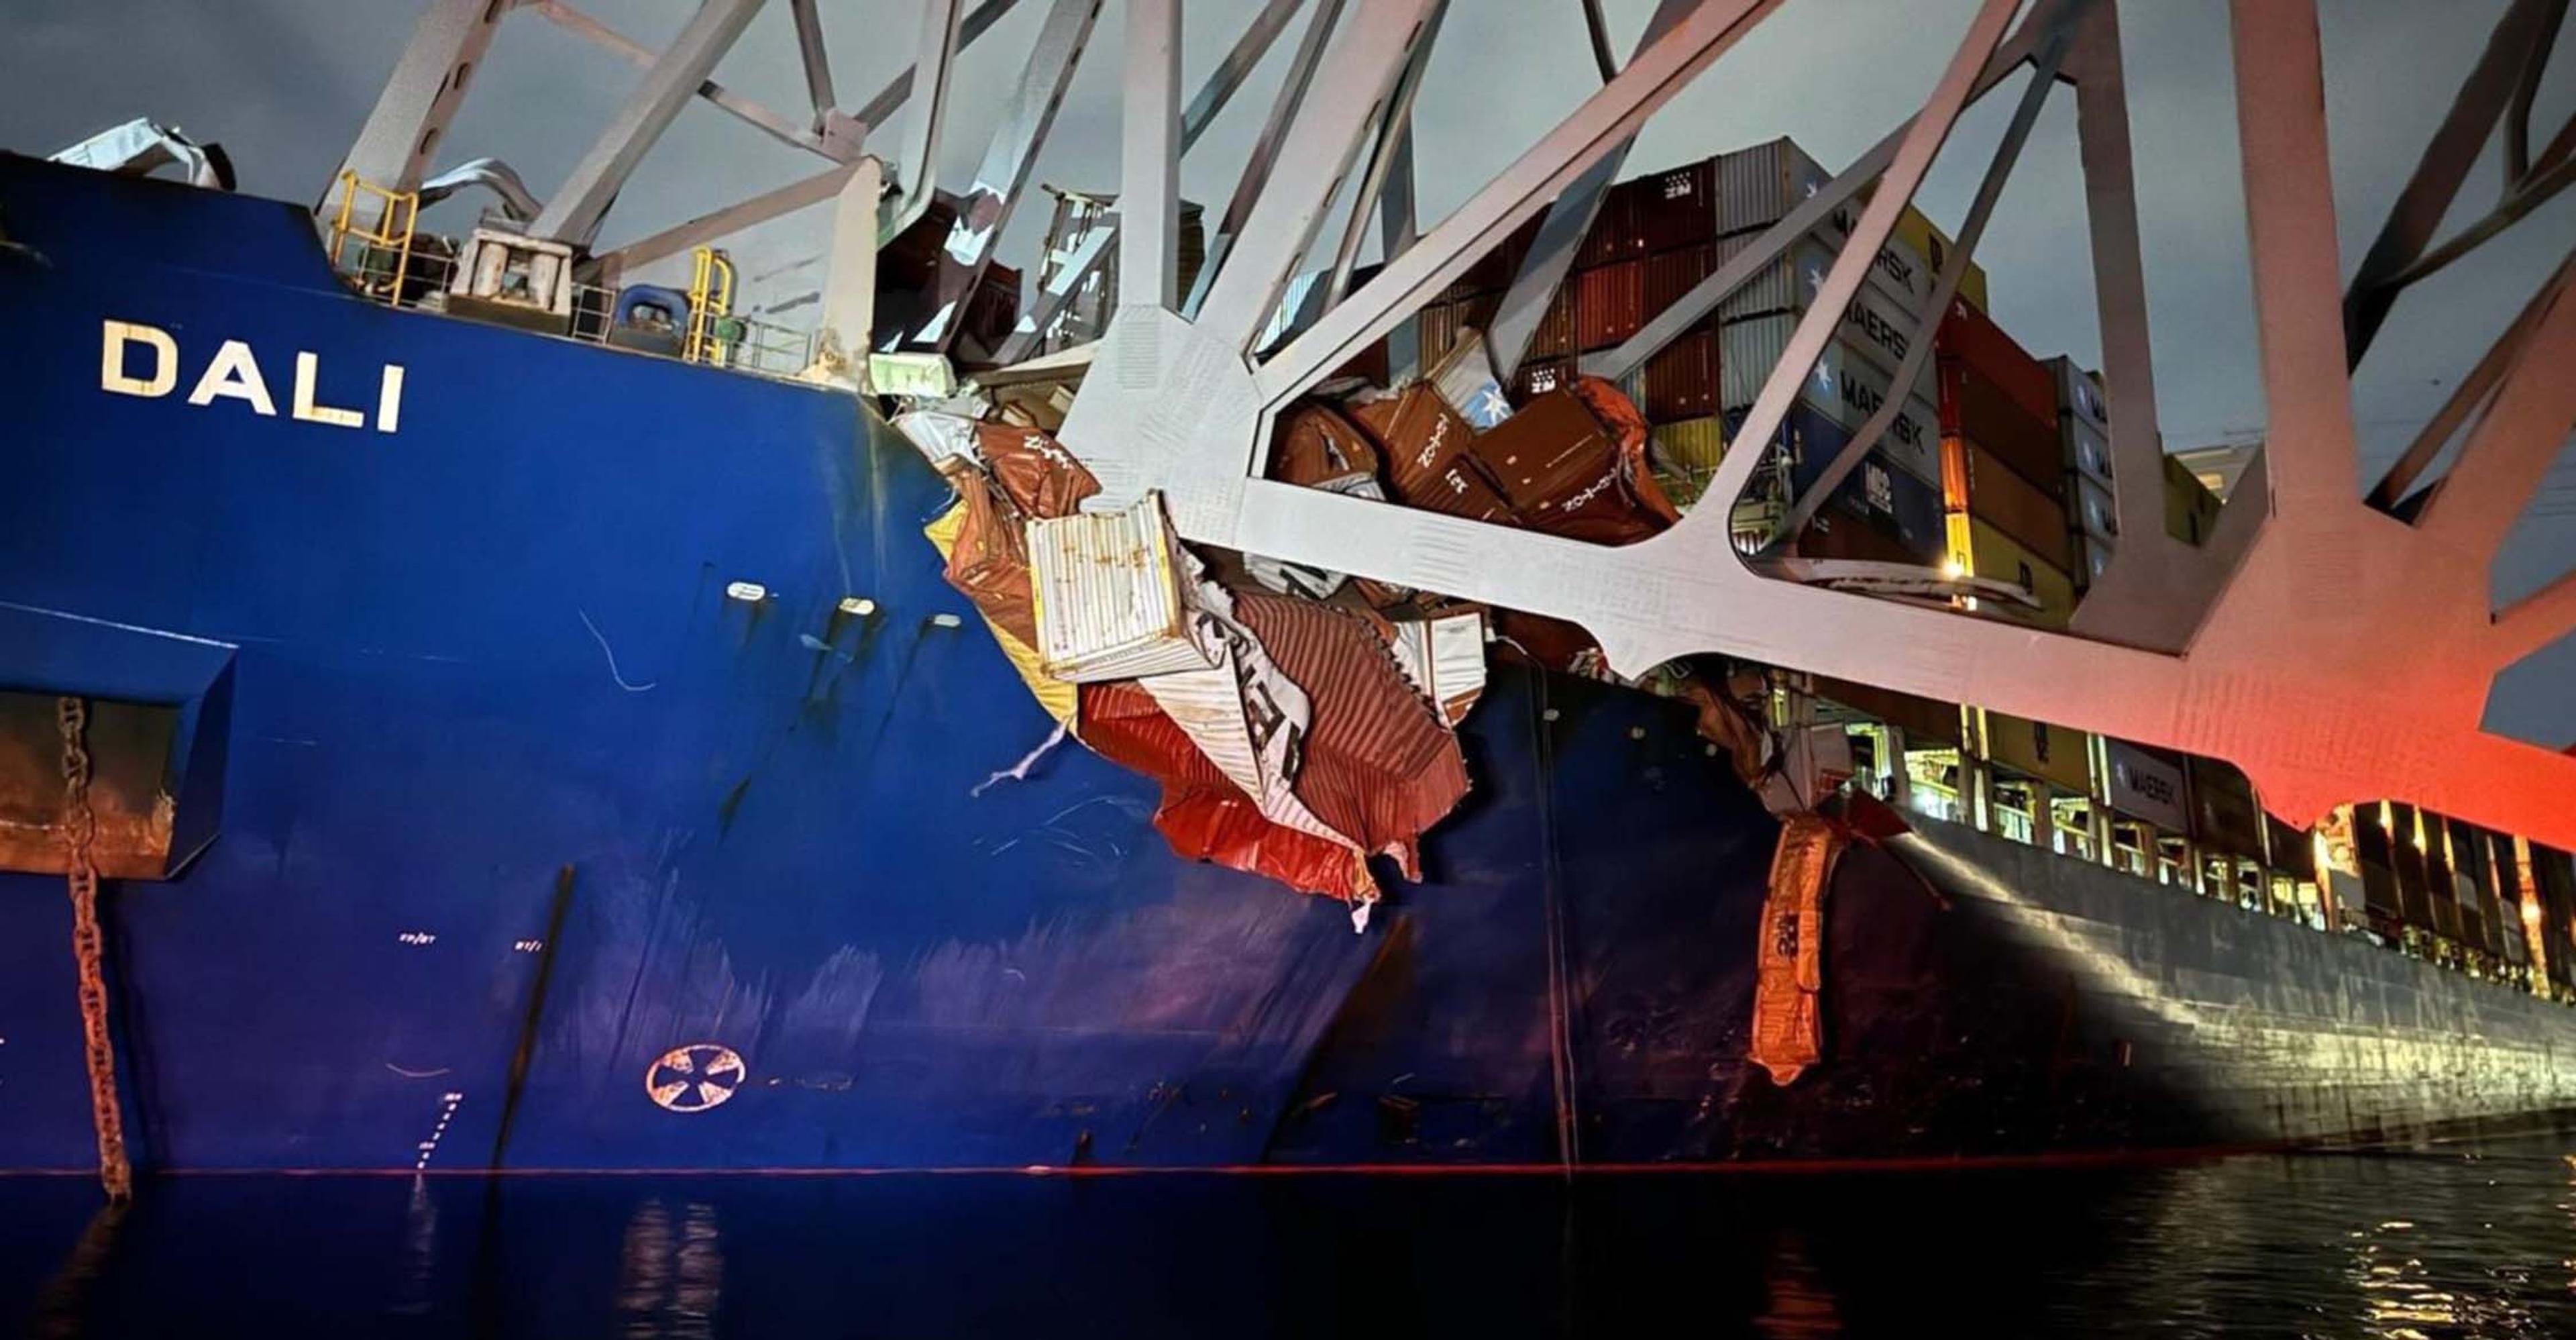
top-left (97, 319), bottom-right (405, 433)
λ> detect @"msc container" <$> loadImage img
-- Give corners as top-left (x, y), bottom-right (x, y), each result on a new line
top-left (1948, 513), bottom-right (2077, 628)
top-left (1935, 299), bottom-right (2055, 425)
top-left (1732, 401), bottom-right (1946, 559)
top-left (1641, 324), bottom-right (1721, 422)
top-left (1942, 434), bottom-right (2072, 571)
top-left (2061, 411), bottom-right (2113, 486)
top-left (2048, 354), bottom-right (2108, 434)
top-left (1649, 415), bottom-right (1727, 476)
top-left (1937, 357), bottom-right (2063, 492)
top-left (1637, 160), bottom-right (1718, 254)
top-left (1573, 258), bottom-right (1646, 352)
top-left (2072, 472), bottom-right (2117, 542)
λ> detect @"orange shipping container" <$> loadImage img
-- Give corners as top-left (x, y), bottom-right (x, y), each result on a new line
top-left (1941, 435), bottom-right (2071, 571)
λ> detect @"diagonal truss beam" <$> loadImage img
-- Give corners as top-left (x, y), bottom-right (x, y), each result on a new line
top-left (880, 0), bottom-right (967, 243)
top-left (898, 0), bottom-right (1106, 351)
top-left (1185, 0), bottom-right (1354, 319)
top-left (1774, 1), bottom-right (2082, 545)
top-left (529, 0), bottom-right (771, 246)
top-left (531, 1), bottom-right (850, 162)
top-left (1489, 0), bottom-right (1701, 378)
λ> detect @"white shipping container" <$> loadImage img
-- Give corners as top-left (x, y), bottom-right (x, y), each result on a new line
top-left (1715, 230), bottom-right (1939, 323)
top-left (1713, 138), bottom-right (1828, 240)
top-left (2061, 412), bottom-right (2113, 486)
top-left (1029, 491), bottom-right (1216, 682)
top-left (2074, 472), bottom-right (2118, 542)
top-left (2050, 356), bottom-right (2109, 433)
top-left (1719, 313), bottom-right (1939, 486)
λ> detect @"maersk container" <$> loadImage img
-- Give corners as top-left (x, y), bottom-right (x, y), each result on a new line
top-left (2073, 472), bottom-right (2118, 543)
top-left (1715, 230), bottom-right (1941, 327)
top-left (1718, 313), bottom-right (1938, 484)
top-left (2049, 354), bottom-right (2108, 434)
top-left (2061, 411), bottom-right (2113, 486)
top-left (1710, 137), bottom-right (1992, 309)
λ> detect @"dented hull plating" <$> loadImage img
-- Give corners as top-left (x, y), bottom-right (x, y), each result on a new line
top-left (4, 156), bottom-right (2575, 1172)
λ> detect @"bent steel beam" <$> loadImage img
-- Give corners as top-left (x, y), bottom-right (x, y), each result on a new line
top-left (530, 0), bottom-right (771, 246)
top-left (530, 1), bottom-right (849, 162)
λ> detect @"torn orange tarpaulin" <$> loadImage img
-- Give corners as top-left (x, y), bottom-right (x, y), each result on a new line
top-left (1077, 679), bottom-right (1377, 901)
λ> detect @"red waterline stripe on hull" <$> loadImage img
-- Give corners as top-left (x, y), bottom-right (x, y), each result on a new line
top-left (5, 1141), bottom-right (2334, 1180)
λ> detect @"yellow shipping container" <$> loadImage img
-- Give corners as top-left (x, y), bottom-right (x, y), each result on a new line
top-left (1650, 416), bottom-right (1728, 474)
top-left (1946, 513), bottom-right (2077, 628)
top-left (1891, 204), bottom-right (1990, 313)
top-left (1981, 709), bottom-right (2092, 794)
top-left (2164, 454), bottom-right (2222, 546)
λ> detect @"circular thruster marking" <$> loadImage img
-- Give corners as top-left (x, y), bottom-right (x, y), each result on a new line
top-left (645, 1043), bottom-right (745, 1113)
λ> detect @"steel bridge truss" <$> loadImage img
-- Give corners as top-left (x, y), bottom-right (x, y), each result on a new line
top-left (333, 0), bottom-right (2576, 850)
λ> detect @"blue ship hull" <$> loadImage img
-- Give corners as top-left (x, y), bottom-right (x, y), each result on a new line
top-left (6, 155), bottom-right (2575, 1172)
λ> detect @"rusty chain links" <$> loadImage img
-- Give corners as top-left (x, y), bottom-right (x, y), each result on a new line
top-left (57, 697), bottom-right (133, 1201)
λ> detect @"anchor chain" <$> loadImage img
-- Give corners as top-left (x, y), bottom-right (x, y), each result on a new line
top-left (58, 697), bottom-right (132, 1200)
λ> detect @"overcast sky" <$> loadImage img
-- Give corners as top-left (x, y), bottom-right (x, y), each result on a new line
top-left (5, 0), bottom-right (2571, 742)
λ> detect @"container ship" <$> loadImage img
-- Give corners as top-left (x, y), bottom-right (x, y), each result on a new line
top-left (6, 0), bottom-right (2575, 1179)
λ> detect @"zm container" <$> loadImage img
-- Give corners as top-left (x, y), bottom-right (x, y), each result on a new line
top-left (1636, 160), bottom-right (1718, 254)
top-left (1644, 243), bottom-right (1715, 319)
top-left (1578, 176), bottom-right (1646, 270)
top-left (1513, 356), bottom-right (1576, 404)
top-left (1942, 434), bottom-right (2072, 571)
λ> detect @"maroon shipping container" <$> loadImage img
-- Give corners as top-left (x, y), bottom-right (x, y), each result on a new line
top-left (1937, 358), bottom-right (2064, 497)
top-left (1635, 160), bottom-right (1719, 254)
top-left (1577, 177), bottom-right (1647, 269)
top-left (1573, 259), bottom-right (1646, 352)
top-left (1934, 299), bottom-right (2055, 425)
top-left (1641, 324), bottom-right (1720, 422)
top-left (1955, 435), bottom-right (2072, 570)
top-left (1513, 356), bottom-right (1576, 405)
top-left (1799, 507), bottom-right (1932, 565)
top-left (1444, 211), bottom-right (1544, 302)
top-left (1644, 243), bottom-right (1715, 317)
top-left (1528, 287), bottom-right (1576, 361)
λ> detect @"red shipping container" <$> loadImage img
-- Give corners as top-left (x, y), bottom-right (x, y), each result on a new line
top-left (1576, 177), bottom-right (1646, 270)
top-left (1635, 160), bottom-right (1719, 255)
top-left (1800, 509), bottom-right (1931, 565)
top-left (1937, 358), bottom-right (2064, 497)
top-left (1642, 324), bottom-right (1720, 422)
top-left (1934, 299), bottom-right (2055, 425)
top-left (1644, 243), bottom-right (1715, 317)
top-left (1574, 259), bottom-right (1646, 352)
top-left (1444, 211), bottom-right (1544, 301)
top-left (1513, 356), bottom-right (1576, 404)
top-left (1527, 287), bottom-right (1576, 361)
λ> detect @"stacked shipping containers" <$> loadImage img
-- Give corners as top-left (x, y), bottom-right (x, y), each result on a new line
top-left (1932, 298), bottom-right (2076, 626)
top-left (2048, 356), bottom-right (2116, 588)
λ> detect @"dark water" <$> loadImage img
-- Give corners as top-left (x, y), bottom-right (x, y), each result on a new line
top-left (7, 1135), bottom-right (2576, 1337)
